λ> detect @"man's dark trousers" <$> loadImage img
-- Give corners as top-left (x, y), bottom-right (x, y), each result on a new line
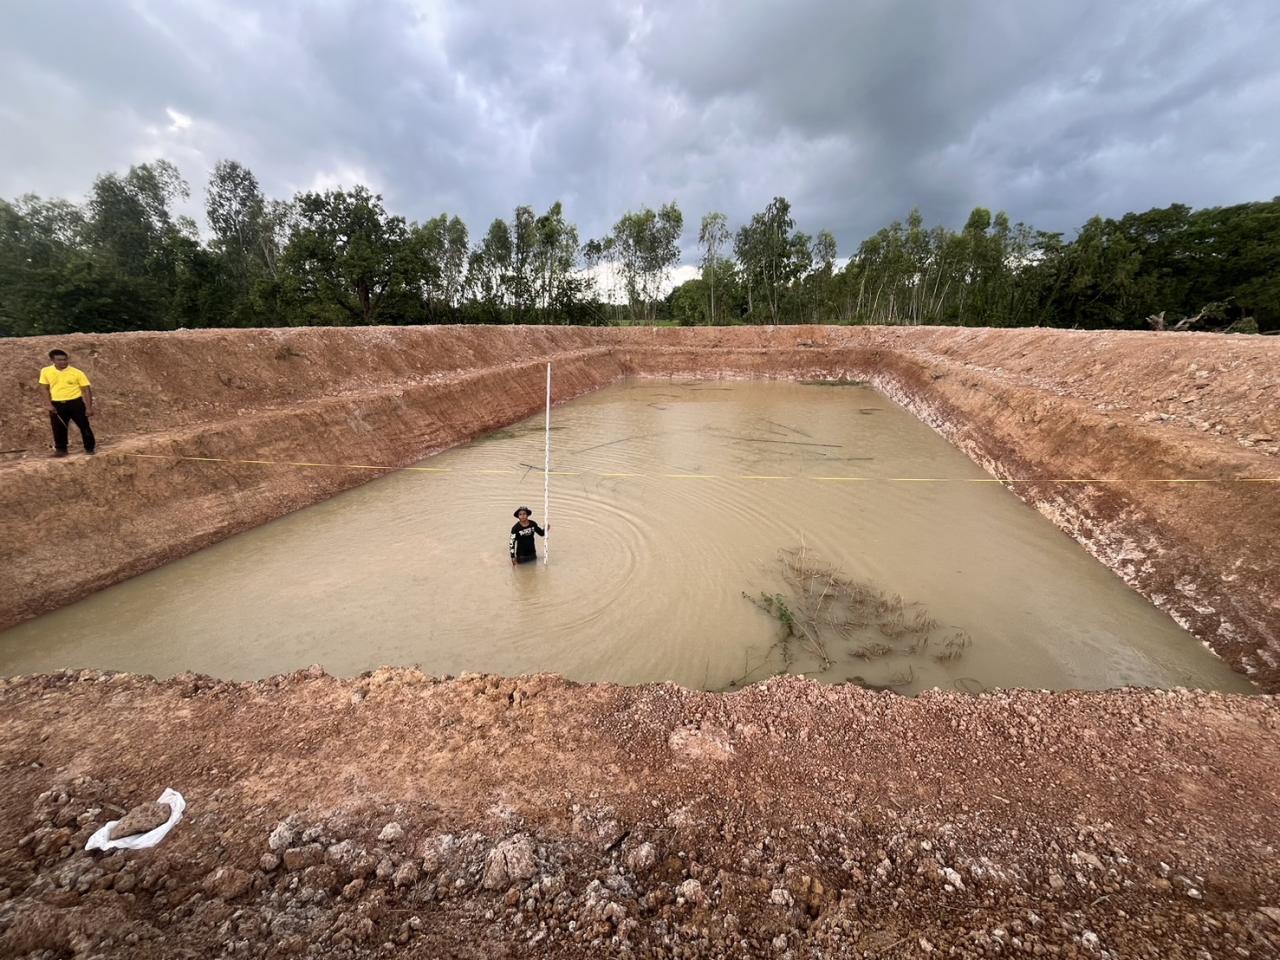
top-left (50, 398), bottom-right (95, 453)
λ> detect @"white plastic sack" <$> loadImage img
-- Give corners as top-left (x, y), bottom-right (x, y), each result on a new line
top-left (85, 788), bottom-right (186, 851)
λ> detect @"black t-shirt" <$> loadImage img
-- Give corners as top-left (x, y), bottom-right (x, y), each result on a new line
top-left (509, 521), bottom-right (544, 560)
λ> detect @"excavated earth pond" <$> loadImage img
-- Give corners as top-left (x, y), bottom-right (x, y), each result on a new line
top-left (0, 380), bottom-right (1254, 696)
top-left (0, 325), bottom-right (1278, 958)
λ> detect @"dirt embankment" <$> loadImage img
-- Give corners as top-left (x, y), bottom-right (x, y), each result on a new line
top-left (4, 324), bottom-right (1275, 688)
top-left (1, 327), bottom-right (1278, 957)
top-left (1, 669), bottom-right (1278, 959)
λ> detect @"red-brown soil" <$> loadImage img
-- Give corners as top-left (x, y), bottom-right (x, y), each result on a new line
top-left (2, 325), bottom-right (1279, 958)
top-left (1, 669), bottom-right (1278, 958)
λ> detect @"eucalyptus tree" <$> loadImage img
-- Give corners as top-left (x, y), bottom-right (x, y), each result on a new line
top-left (531, 201), bottom-right (582, 322)
top-left (735, 197), bottom-right (798, 323)
top-left (88, 159), bottom-right (192, 281)
top-left (415, 214), bottom-right (469, 309)
top-left (596, 202), bottom-right (684, 324)
top-left (206, 160), bottom-right (265, 267)
top-left (467, 217), bottom-right (513, 317)
top-left (698, 211), bottom-right (730, 324)
top-left (809, 229), bottom-right (838, 322)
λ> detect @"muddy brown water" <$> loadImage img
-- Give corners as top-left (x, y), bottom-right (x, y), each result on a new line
top-left (0, 380), bottom-right (1255, 694)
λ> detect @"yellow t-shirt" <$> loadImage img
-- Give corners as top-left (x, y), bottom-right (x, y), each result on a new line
top-left (39, 365), bottom-right (91, 402)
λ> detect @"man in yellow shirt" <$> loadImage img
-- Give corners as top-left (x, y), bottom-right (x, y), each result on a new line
top-left (38, 349), bottom-right (96, 457)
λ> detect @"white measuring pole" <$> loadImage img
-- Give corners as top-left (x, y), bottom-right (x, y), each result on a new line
top-left (543, 362), bottom-right (551, 565)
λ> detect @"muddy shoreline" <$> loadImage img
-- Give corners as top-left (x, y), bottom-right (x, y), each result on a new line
top-left (1, 669), bottom-right (1278, 958)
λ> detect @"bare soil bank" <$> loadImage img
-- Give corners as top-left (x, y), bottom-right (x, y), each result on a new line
top-left (1, 669), bottom-right (1278, 958)
top-left (2, 325), bottom-right (1277, 689)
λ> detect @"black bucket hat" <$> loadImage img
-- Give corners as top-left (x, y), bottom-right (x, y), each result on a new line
top-left (513, 506), bottom-right (533, 518)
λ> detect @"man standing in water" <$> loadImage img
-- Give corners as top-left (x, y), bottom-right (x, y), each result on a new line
top-left (509, 507), bottom-right (548, 565)
top-left (39, 349), bottom-right (96, 457)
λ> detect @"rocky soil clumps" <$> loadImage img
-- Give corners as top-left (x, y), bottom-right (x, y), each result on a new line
top-left (0, 670), bottom-right (1278, 957)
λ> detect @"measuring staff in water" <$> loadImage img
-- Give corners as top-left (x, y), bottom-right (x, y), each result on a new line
top-left (509, 507), bottom-right (549, 565)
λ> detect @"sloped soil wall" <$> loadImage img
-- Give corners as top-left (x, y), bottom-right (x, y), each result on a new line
top-left (1, 325), bottom-right (1276, 688)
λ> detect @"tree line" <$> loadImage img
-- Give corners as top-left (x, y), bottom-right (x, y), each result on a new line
top-left (672, 199), bottom-right (1279, 333)
top-left (2, 158), bottom-right (1276, 336)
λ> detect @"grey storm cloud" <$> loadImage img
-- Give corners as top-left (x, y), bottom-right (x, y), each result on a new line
top-left (1, 0), bottom-right (1278, 262)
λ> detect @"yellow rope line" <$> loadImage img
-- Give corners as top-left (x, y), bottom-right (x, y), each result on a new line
top-left (120, 453), bottom-right (1278, 484)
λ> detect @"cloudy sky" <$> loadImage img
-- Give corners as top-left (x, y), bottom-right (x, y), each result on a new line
top-left (1, 0), bottom-right (1277, 262)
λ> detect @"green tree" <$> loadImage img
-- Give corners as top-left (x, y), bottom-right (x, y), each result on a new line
top-left (532, 202), bottom-right (585, 322)
top-left (467, 218), bottom-right (513, 321)
top-left (735, 197), bottom-right (802, 323)
top-left (203, 159), bottom-right (296, 326)
top-left (81, 159), bottom-right (196, 328)
top-left (698, 212), bottom-right (730, 325)
top-left (807, 229), bottom-right (839, 322)
top-left (282, 186), bottom-right (414, 325)
top-left (596, 203), bottom-right (684, 324)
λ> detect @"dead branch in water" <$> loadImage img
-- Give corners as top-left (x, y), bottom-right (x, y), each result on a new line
top-left (934, 631), bottom-right (973, 663)
top-left (759, 417), bottom-right (814, 438)
top-left (733, 546), bottom-right (978, 692)
top-left (733, 438), bottom-right (843, 448)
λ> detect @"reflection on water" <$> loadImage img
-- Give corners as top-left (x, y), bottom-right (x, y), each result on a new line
top-left (0, 380), bottom-right (1256, 695)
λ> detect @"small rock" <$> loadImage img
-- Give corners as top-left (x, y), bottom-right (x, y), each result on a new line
top-left (350, 853), bottom-right (379, 879)
top-left (1073, 851), bottom-right (1103, 870)
top-left (342, 878), bottom-right (366, 900)
top-left (393, 861), bottom-right (420, 888)
top-left (668, 723), bottom-right (735, 762)
top-left (99, 854), bottom-right (126, 874)
top-left (419, 834), bottom-right (457, 875)
top-left (109, 802), bottom-right (170, 840)
top-left (259, 853), bottom-right (280, 872)
top-left (112, 873), bottom-right (137, 894)
top-left (327, 840), bottom-right (357, 866)
top-left (941, 867), bottom-right (965, 890)
top-left (1257, 906), bottom-right (1280, 926)
top-left (770, 887), bottom-right (793, 907)
top-left (378, 822), bottom-right (405, 843)
top-left (268, 818), bottom-right (300, 852)
top-left (625, 842), bottom-right (657, 874)
top-left (572, 810), bottom-right (626, 852)
top-left (482, 834), bottom-right (537, 890)
top-left (1048, 872), bottom-right (1065, 892)
top-left (201, 866), bottom-right (253, 900)
top-left (282, 844), bottom-right (324, 872)
top-left (301, 863), bottom-right (338, 893)
top-left (676, 879), bottom-right (704, 905)
top-left (919, 938), bottom-right (934, 953)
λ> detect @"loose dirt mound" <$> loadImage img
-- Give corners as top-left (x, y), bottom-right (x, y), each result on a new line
top-left (1, 669), bottom-right (1278, 958)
